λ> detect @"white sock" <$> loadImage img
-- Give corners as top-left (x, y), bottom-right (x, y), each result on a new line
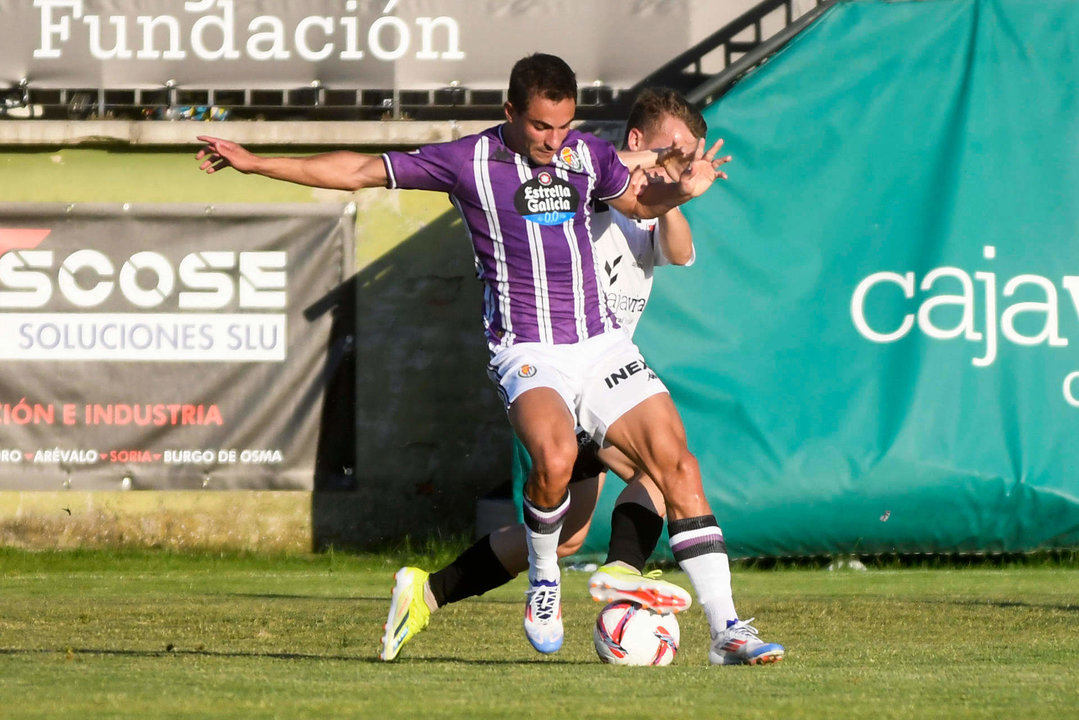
top-left (522, 491), bottom-right (570, 582)
top-left (668, 515), bottom-right (738, 635)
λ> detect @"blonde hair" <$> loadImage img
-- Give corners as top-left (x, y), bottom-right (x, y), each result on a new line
top-left (624, 88), bottom-right (706, 144)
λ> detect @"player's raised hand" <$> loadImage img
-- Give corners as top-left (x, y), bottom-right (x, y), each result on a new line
top-left (676, 137), bottom-right (732, 198)
top-left (704, 138), bottom-right (731, 180)
top-left (656, 142), bottom-right (696, 182)
top-left (195, 136), bottom-right (258, 174)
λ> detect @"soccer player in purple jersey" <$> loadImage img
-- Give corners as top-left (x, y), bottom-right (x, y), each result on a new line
top-left (196, 54), bottom-right (783, 665)
top-left (376, 88), bottom-right (702, 658)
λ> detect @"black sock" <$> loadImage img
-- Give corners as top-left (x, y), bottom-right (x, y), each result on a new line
top-left (604, 502), bottom-right (665, 571)
top-left (427, 534), bottom-right (515, 607)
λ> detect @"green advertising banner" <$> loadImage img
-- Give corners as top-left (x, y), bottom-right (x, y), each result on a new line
top-left (577, 0), bottom-right (1079, 558)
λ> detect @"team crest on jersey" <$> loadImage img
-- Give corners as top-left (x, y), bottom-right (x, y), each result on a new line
top-left (514, 173), bottom-right (580, 226)
top-left (517, 364), bottom-right (538, 378)
top-left (558, 147), bottom-right (584, 172)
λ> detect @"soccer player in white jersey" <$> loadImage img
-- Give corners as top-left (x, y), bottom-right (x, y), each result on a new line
top-left (196, 54), bottom-right (783, 666)
top-left (379, 88), bottom-right (732, 661)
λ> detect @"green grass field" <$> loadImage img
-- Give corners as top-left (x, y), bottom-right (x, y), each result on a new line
top-left (1, 548), bottom-right (1077, 719)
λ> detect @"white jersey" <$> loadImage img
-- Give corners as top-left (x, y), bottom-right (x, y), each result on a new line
top-left (591, 204), bottom-right (695, 338)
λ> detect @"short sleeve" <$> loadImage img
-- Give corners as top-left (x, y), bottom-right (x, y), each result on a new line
top-left (589, 138), bottom-right (632, 202)
top-left (383, 139), bottom-right (471, 193)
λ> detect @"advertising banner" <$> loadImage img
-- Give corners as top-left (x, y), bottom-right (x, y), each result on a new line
top-left (0, 203), bottom-right (352, 490)
top-left (0, 0), bottom-right (697, 91)
top-left (573, 0), bottom-right (1079, 557)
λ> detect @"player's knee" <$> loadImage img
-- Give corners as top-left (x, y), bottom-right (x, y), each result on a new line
top-left (658, 450), bottom-right (702, 495)
top-left (531, 439), bottom-right (578, 488)
top-left (677, 452), bottom-right (700, 484)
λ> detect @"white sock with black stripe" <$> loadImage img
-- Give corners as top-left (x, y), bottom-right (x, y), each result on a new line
top-left (522, 491), bottom-right (570, 582)
top-left (669, 514), bottom-right (738, 635)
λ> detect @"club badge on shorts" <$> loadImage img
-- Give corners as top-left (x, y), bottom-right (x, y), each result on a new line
top-left (517, 364), bottom-right (538, 378)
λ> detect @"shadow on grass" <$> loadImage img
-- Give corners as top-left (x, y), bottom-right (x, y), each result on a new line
top-left (0, 647), bottom-right (589, 665)
top-left (223, 592), bottom-right (520, 605)
top-left (917, 598), bottom-right (1079, 612)
top-left (219, 592), bottom-right (375, 602)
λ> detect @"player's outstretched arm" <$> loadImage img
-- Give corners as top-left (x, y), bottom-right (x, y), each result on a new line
top-left (643, 141), bottom-right (724, 265)
top-left (195, 136), bottom-right (388, 191)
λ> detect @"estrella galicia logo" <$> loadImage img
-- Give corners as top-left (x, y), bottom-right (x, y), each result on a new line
top-left (514, 171), bottom-right (580, 226)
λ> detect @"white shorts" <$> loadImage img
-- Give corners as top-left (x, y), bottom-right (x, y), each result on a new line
top-left (486, 331), bottom-right (668, 446)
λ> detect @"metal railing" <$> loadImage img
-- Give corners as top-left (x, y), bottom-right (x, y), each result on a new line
top-left (621, 0), bottom-right (838, 108)
top-left (0, 83), bottom-right (622, 123)
top-left (687, 0), bottom-right (838, 106)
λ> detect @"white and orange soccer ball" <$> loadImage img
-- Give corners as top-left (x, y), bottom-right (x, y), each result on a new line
top-left (593, 600), bottom-right (679, 666)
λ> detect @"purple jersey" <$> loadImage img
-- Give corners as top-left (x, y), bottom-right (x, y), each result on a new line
top-left (383, 125), bottom-right (631, 352)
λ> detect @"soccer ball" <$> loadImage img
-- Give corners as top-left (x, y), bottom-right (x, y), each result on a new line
top-left (593, 600), bottom-right (679, 666)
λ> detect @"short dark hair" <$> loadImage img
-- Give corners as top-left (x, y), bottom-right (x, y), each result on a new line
top-left (623, 88), bottom-right (707, 144)
top-left (507, 53), bottom-right (577, 113)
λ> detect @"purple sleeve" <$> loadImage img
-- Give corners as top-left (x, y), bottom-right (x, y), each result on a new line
top-left (382, 139), bottom-right (471, 193)
top-left (590, 137), bottom-right (631, 202)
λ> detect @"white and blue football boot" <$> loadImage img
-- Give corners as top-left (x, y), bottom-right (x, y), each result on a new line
top-left (709, 618), bottom-right (785, 665)
top-left (523, 577), bottom-right (563, 654)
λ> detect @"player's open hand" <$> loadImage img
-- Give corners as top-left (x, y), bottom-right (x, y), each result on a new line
top-left (196, 136), bottom-right (257, 174)
top-left (655, 142), bottom-right (696, 182)
top-left (676, 137), bottom-right (732, 198)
